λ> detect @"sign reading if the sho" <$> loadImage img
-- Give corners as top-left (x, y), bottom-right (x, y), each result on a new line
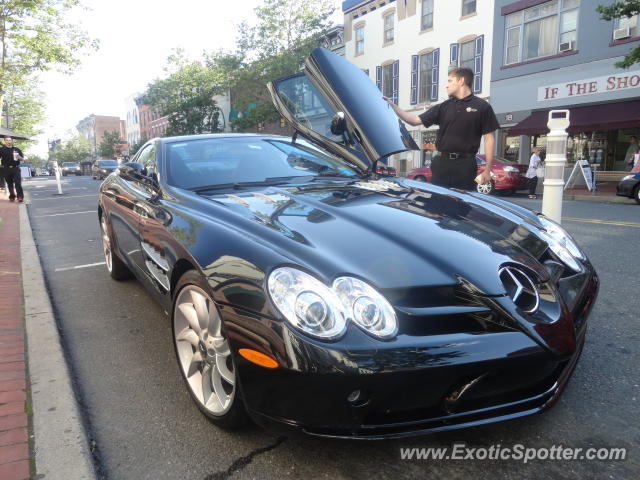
top-left (538, 70), bottom-right (640, 101)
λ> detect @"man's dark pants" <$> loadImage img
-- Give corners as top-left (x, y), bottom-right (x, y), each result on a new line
top-left (431, 154), bottom-right (477, 191)
top-left (5, 167), bottom-right (23, 199)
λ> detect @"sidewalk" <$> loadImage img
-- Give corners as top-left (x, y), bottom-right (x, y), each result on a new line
top-left (0, 199), bottom-right (29, 480)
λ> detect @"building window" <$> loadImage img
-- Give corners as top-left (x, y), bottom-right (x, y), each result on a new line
top-left (418, 53), bottom-right (433, 103)
top-left (384, 13), bottom-right (395, 43)
top-left (421, 0), bottom-right (433, 30)
top-left (382, 63), bottom-right (394, 98)
top-left (462, 0), bottom-right (476, 16)
top-left (355, 26), bottom-right (364, 55)
top-left (460, 40), bottom-right (475, 70)
top-left (613, 14), bottom-right (638, 39)
top-left (504, 0), bottom-right (580, 65)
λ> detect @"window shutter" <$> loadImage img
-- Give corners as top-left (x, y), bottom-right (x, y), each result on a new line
top-left (376, 65), bottom-right (382, 91)
top-left (450, 43), bottom-right (459, 66)
top-left (410, 55), bottom-right (418, 105)
top-left (473, 35), bottom-right (484, 94)
top-left (430, 48), bottom-right (439, 101)
top-left (392, 60), bottom-right (399, 104)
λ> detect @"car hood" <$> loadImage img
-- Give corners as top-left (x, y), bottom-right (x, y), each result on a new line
top-left (199, 178), bottom-right (551, 296)
top-left (267, 48), bottom-right (419, 172)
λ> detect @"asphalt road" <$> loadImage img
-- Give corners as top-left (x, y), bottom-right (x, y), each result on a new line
top-left (23, 175), bottom-right (639, 480)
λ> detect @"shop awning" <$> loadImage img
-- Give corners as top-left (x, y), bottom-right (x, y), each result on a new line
top-left (0, 126), bottom-right (29, 140)
top-left (507, 100), bottom-right (640, 136)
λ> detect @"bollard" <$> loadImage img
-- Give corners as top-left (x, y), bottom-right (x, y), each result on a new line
top-left (54, 162), bottom-right (63, 195)
top-left (541, 110), bottom-right (569, 224)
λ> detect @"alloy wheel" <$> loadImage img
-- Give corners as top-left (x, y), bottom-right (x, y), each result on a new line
top-left (477, 181), bottom-right (494, 195)
top-left (100, 216), bottom-right (113, 273)
top-left (173, 286), bottom-right (235, 416)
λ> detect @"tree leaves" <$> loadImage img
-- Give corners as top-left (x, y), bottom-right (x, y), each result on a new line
top-left (597, 1), bottom-right (640, 69)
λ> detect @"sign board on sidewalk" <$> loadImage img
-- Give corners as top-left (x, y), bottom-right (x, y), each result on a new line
top-left (564, 159), bottom-right (594, 191)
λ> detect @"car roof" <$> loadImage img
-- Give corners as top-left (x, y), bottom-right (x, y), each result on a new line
top-left (156, 133), bottom-right (289, 145)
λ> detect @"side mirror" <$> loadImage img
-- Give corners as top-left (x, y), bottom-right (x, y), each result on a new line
top-left (330, 111), bottom-right (346, 136)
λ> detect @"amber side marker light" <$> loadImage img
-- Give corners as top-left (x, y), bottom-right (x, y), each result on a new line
top-left (238, 348), bottom-right (279, 369)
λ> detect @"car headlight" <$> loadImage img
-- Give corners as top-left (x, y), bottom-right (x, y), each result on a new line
top-left (622, 174), bottom-right (635, 181)
top-left (537, 215), bottom-right (585, 271)
top-left (503, 166), bottom-right (519, 173)
top-left (268, 267), bottom-right (397, 341)
top-left (268, 267), bottom-right (347, 340)
top-left (333, 277), bottom-right (397, 339)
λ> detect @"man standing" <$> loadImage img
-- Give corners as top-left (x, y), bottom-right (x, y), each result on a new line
top-left (0, 136), bottom-right (25, 202)
top-left (384, 67), bottom-right (499, 190)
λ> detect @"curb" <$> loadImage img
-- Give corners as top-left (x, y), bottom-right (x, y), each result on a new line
top-left (19, 204), bottom-right (96, 480)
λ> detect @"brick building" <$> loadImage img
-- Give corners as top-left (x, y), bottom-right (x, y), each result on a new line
top-left (76, 114), bottom-right (127, 160)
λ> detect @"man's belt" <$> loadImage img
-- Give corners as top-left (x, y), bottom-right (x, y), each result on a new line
top-left (440, 152), bottom-right (474, 159)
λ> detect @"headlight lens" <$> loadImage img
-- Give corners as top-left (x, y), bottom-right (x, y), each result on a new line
top-left (267, 267), bottom-right (397, 340)
top-left (333, 277), bottom-right (397, 339)
top-left (537, 215), bottom-right (585, 271)
top-left (268, 267), bottom-right (346, 340)
top-left (622, 174), bottom-right (634, 181)
top-left (503, 166), bottom-right (519, 173)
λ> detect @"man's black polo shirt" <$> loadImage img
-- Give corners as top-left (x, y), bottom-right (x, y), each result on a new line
top-left (0, 145), bottom-right (23, 168)
top-left (418, 94), bottom-right (499, 154)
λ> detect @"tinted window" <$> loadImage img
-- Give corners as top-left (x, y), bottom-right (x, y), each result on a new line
top-left (165, 137), bottom-right (357, 189)
top-left (98, 160), bottom-right (118, 167)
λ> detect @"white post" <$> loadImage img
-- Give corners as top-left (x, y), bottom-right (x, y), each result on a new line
top-left (542, 110), bottom-right (570, 224)
top-left (54, 162), bottom-right (63, 195)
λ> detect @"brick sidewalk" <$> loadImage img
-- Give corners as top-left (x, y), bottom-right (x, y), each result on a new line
top-left (0, 200), bottom-right (30, 480)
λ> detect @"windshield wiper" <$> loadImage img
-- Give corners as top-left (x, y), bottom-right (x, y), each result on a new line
top-left (191, 176), bottom-right (313, 193)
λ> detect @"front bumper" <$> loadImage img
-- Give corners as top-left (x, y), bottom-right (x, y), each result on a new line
top-left (225, 267), bottom-right (598, 439)
top-left (616, 178), bottom-right (637, 197)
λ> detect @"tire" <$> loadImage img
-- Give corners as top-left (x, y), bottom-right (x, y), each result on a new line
top-left (477, 180), bottom-right (495, 195)
top-left (172, 271), bottom-right (249, 429)
top-left (634, 184), bottom-right (640, 204)
top-left (100, 215), bottom-right (133, 280)
top-left (414, 175), bottom-right (427, 182)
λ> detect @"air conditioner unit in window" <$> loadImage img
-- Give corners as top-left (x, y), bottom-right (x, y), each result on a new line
top-left (559, 41), bottom-right (574, 52)
top-left (613, 27), bottom-right (631, 40)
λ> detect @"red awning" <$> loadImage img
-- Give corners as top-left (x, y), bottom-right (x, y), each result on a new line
top-left (507, 100), bottom-right (640, 136)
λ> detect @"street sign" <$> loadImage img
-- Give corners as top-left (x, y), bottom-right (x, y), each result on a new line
top-left (564, 159), bottom-right (593, 191)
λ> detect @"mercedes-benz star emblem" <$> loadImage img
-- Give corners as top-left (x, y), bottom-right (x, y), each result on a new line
top-left (498, 266), bottom-right (540, 313)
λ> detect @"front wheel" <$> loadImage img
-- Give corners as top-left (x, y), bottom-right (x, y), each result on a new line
top-left (634, 185), bottom-right (640, 204)
top-left (414, 175), bottom-right (427, 182)
top-left (172, 271), bottom-right (249, 429)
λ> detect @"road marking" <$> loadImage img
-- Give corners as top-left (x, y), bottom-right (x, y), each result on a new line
top-left (30, 194), bottom-right (96, 200)
top-left (55, 261), bottom-right (106, 272)
top-left (563, 217), bottom-right (640, 228)
top-left (36, 210), bottom-right (95, 217)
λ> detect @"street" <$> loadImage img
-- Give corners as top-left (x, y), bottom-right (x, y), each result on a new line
top-left (23, 175), bottom-right (639, 480)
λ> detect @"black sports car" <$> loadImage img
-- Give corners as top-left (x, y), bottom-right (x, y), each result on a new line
top-left (616, 171), bottom-right (640, 204)
top-left (97, 48), bottom-right (598, 439)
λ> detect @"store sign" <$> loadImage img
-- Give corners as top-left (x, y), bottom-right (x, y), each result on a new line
top-left (538, 70), bottom-right (640, 101)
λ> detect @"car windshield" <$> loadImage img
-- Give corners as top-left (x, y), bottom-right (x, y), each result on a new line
top-left (166, 137), bottom-right (358, 190)
top-left (98, 160), bottom-right (118, 167)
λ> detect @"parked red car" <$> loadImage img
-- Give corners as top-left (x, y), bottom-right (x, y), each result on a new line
top-left (406, 154), bottom-right (528, 194)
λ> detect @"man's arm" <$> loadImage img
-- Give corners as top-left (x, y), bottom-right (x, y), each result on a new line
top-left (383, 97), bottom-right (423, 126)
top-left (479, 132), bottom-right (495, 183)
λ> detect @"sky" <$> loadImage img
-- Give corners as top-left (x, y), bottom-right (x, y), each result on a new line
top-left (33, 0), bottom-right (344, 156)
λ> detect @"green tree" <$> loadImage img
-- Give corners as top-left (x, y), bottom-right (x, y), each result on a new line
top-left (597, 1), bottom-right (640, 68)
top-left (0, 0), bottom-right (98, 113)
top-left (142, 50), bottom-right (224, 136)
top-left (210, 0), bottom-right (335, 131)
top-left (3, 76), bottom-right (45, 139)
top-left (98, 130), bottom-right (123, 159)
top-left (49, 134), bottom-right (91, 164)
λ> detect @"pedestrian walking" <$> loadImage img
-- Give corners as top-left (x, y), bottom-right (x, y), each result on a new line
top-left (384, 67), bottom-right (499, 190)
top-left (625, 135), bottom-right (638, 171)
top-left (0, 136), bottom-right (25, 202)
top-left (525, 147), bottom-right (542, 199)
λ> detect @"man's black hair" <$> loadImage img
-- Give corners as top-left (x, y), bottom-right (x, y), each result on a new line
top-left (448, 67), bottom-right (474, 89)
